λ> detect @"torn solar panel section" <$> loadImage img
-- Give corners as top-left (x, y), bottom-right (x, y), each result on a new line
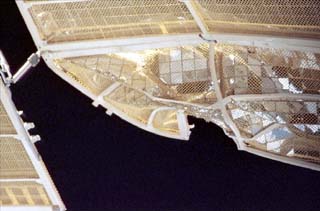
top-left (215, 44), bottom-right (320, 97)
top-left (16, 0), bottom-right (320, 171)
top-left (50, 45), bottom-right (216, 140)
top-left (54, 44), bottom-right (216, 104)
top-left (41, 42), bottom-right (320, 169)
top-left (227, 99), bottom-right (320, 139)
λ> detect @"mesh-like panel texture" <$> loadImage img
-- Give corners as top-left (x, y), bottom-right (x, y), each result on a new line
top-left (28, 0), bottom-right (200, 43)
top-left (228, 99), bottom-right (320, 163)
top-left (0, 137), bottom-right (38, 179)
top-left (0, 102), bottom-right (16, 134)
top-left (198, 0), bottom-right (320, 38)
top-left (55, 44), bottom-right (216, 105)
top-left (0, 182), bottom-right (51, 205)
top-left (215, 44), bottom-right (320, 97)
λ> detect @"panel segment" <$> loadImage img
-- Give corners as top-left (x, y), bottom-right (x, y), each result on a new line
top-left (0, 79), bottom-right (66, 210)
top-left (0, 137), bottom-right (38, 179)
top-left (27, 0), bottom-right (200, 43)
top-left (0, 182), bottom-right (51, 206)
top-left (197, 0), bottom-right (320, 39)
top-left (0, 102), bottom-right (16, 135)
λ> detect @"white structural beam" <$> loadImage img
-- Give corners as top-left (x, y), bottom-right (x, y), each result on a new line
top-left (208, 43), bottom-right (245, 149)
top-left (44, 58), bottom-right (189, 140)
top-left (244, 146), bottom-right (320, 171)
top-left (203, 33), bottom-right (320, 53)
top-left (0, 50), bottom-right (12, 84)
top-left (182, 0), bottom-right (320, 53)
top-left (176, 109), bottom-right (191, 140)
top-left (182, 0), bottom-right (209, 35)
top-left (0, 178), bottom-right (41, 183)
top-left (0, 80), bottom-right (66, 211)
top-left (92, 82), bottom-right (121, 107)
top-left (15, 1), bottom-right (46, 48)
top-left (16, 0), bottom-right (320, 57)
top-left (0, 206), bottom-right (57, 211)
top-left (42, 34), bottom-right (204, 59)
top-left (42, 34), bottom-right (202, 52)
top-left (0, 134), bottom-right (19, 138)
top-left (13, 0), bottom-right (320, 172)
top-left (12, 51), bottom-right (41, 84)
top-left (38, 33), bottom-right (320, 59)
top-left (222, 93), bottom-right (320, 105)
top-left (41, 34), bottom-right (320, 58)
top-left (247, 123), bottom-right (284, 141)
top-left (1, 84), bottom-right (39, 157)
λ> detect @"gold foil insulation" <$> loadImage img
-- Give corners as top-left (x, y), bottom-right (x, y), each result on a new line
top-left (0, 182), bottom-right (51, 206)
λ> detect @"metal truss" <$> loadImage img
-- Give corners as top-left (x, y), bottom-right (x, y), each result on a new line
top-left (13, 0), bottom-right (320, 173)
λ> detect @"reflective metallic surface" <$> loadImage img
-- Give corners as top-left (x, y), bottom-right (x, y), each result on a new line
top-left (15, 0), bottom-right (320, 173)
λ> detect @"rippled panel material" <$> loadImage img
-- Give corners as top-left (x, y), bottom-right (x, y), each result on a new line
top-left (18, 1), bottom-right (320, 170)
top-left (104, 86), bottom-right (164, 125)
top-left (152, 110), bottom-right (180, 134)
top-left (227, 99), bottom-right (320, 163)
top-left (0, 79), bottom-right (64, 208)
top-left (45, 41), bottom-right (320, 169)
top-left (215, 44), bottom-right (320, 97)
top-left (55, 44), bottom-right (216, 105)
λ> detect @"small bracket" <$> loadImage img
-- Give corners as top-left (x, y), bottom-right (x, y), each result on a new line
top-left (0, 50), bottom-right (13, 85)
top-left (30, 135), bottom-right (41, 144)
top-left (0, 49), bottom-right (41, 85)
top-left (24, 122), bottom-right (35, 130)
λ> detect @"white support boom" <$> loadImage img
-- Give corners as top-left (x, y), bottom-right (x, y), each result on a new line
top-left (0, 79), bottom-right (66, 211)
top-left (208, 43), bottom-right (245, 149)
top-left (12, 51), bottom-right (41, 84)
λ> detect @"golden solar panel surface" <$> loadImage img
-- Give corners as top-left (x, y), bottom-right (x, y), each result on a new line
top-left (17, 0), bottom-right (320, 169)
top-left (25, 0), bottom-right (320, 44)
top-left (3, 1), bottom-right (319, 210)
top-left (28, 0), bottom-right (199, 43)
top-left (0, 82), bottom-right (56, 208)
top-left (52, 43), bottom-right (320, 165)
top-left (5, 4), bottom-right (319, 206)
